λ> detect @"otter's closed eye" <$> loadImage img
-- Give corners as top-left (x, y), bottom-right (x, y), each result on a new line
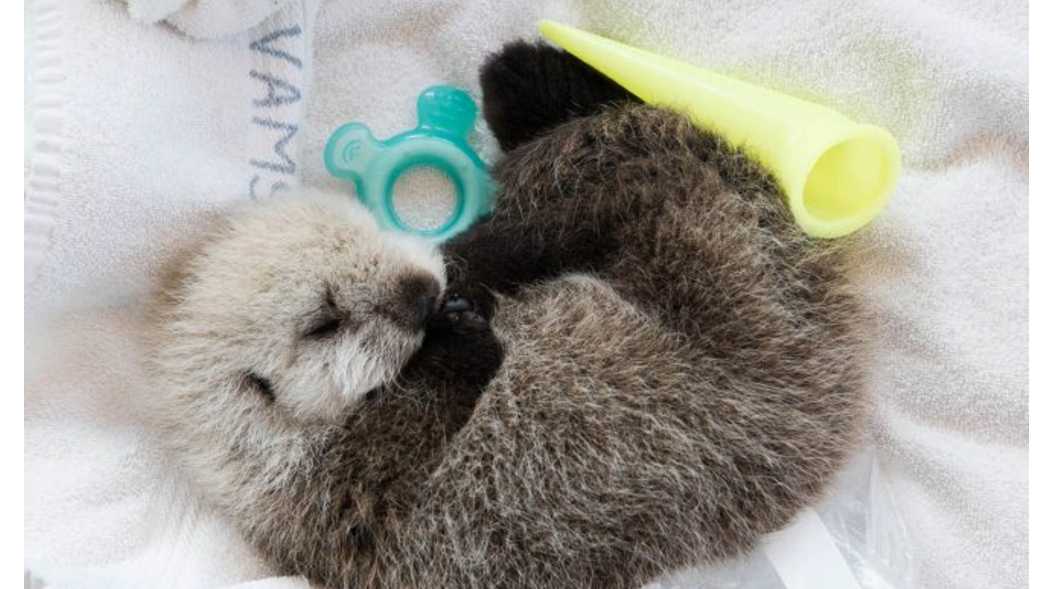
top-left (303, 287), bottom-right (347, 340)
top-left (304, 315), bottom-right (342, 339)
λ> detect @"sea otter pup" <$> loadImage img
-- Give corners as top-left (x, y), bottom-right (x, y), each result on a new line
top-left (147, 42), bottom-right (867, 588)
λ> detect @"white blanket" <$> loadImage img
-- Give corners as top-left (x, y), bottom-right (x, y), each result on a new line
top-left (24, 1), bottom-right (1028, 588)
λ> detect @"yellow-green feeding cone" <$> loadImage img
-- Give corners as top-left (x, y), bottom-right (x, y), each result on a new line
top-left (538, 20), bottom-right (901, 238)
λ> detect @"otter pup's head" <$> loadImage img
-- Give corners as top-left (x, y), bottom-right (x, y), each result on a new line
top-left (156, 190), bottom-right (445, 422)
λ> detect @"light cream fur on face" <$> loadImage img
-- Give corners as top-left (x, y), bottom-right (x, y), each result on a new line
top-left (161, 189), bottom-right (445, 422)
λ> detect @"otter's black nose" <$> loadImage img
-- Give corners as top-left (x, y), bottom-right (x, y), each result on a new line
top-left (396, 274), bottom-right (441, 330)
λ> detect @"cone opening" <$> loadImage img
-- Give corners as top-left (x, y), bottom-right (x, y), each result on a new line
top-left (800, 129), bottom-right (899, 236)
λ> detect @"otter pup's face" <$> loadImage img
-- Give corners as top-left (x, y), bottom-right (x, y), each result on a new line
top-left (165, 192), bottom-right (445, 422)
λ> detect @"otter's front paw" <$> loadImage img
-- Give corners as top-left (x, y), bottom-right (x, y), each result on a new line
top-left (431, 295), bottom-right (488, 334)
top-left (401, 293), bottom-right (503, 390)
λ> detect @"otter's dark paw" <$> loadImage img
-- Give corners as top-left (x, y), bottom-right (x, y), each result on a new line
top-left (398, 291), bottom-right (503, 391)
top-left (442, 265), bottom-right (499, 317)
top-left (441, 294), bottom-right (473, 314)
top-left (428, 302), bottom-right (488, 336)
top-left (479, 40), bottom-right (635, 152)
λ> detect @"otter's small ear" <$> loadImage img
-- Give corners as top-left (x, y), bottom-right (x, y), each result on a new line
top-left (478, 40), bottom-right (636, 152)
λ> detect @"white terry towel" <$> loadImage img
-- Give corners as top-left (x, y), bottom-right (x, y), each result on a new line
top-left (25, 1), bottom-right (1027, 588)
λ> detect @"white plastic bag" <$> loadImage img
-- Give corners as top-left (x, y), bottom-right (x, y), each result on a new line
top-left (646, 449), bottom-right (913, 589)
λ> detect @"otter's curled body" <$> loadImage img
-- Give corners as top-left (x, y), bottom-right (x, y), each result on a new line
top-left (150, 50), bottom-right (866, 589)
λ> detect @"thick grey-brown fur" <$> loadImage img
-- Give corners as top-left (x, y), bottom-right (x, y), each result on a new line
top-left (147, 46), bottom-right (868, 589)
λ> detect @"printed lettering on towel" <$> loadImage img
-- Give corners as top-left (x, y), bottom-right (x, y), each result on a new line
top-left (247, 24), bottom-right (304, 200)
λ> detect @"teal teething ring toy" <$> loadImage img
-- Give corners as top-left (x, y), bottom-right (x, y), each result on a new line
top-left (324, 86), bottom-right (495, 242)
